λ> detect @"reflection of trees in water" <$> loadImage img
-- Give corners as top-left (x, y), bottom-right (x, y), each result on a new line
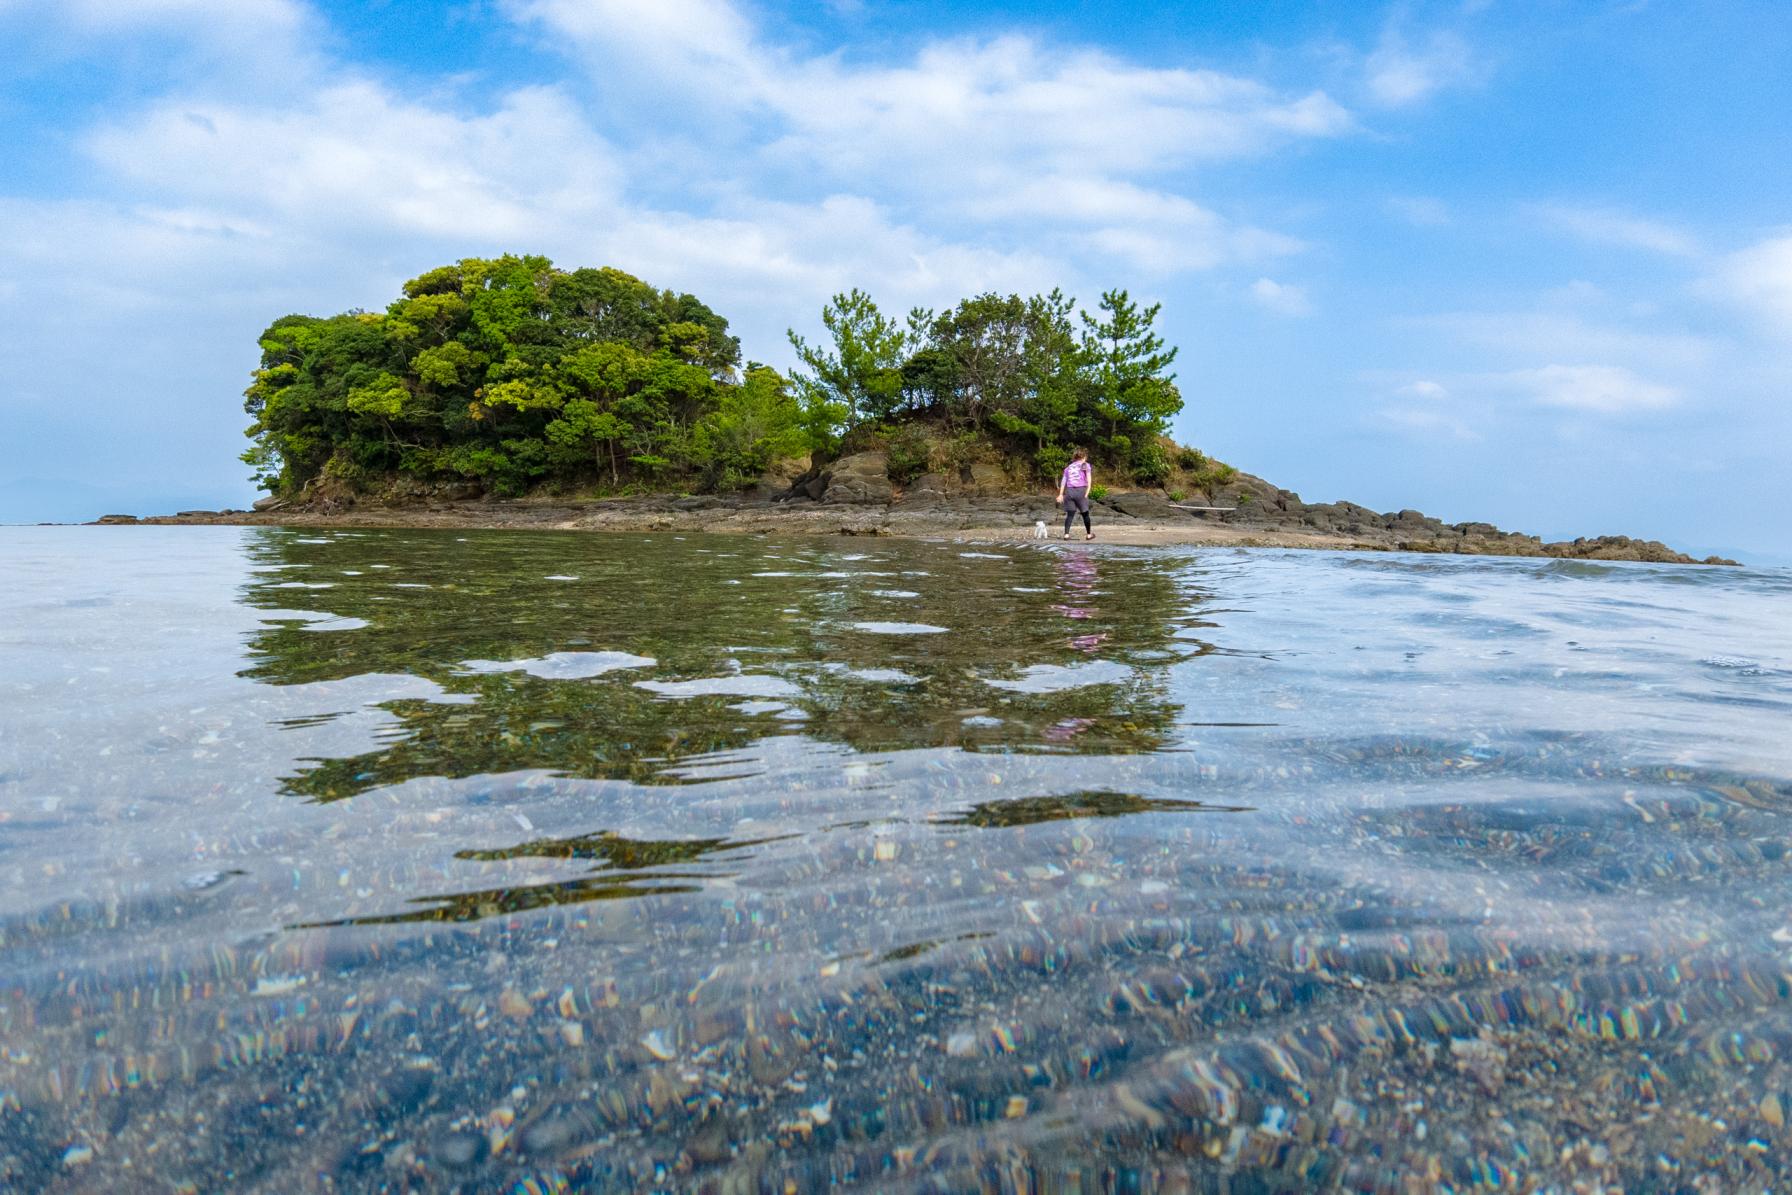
top-left (297, 872), bottom-right (705, 927)
top-left (456, 829), bottom-right (791, 867)
top-left (238, 529), bottom-right (1220, 800)
top-left (295, 828), bottom-right (781, 927)
top-left (934, 789), bottom-right (1250, 828)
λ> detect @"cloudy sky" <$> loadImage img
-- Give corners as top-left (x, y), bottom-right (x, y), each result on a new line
top-left (1, 0), bottom-right (1788, 558)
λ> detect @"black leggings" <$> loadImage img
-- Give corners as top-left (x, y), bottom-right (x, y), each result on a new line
top-left (1062, 487), bottom-right (1092, 535)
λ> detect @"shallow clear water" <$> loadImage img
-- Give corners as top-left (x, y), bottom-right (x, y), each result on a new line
top-left (3, 526), bottom-right (1791, 1190)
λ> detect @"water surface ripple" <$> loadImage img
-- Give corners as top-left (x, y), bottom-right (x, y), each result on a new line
top-left (2, 527), bottom-right (1790, 1190)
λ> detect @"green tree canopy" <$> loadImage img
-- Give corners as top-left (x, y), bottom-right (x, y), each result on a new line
top-left (788, 284), bottom-right (1182, 481)
top-left (242, 257), bottom-right (1190, 498)
top-left (785, 289), bottom-right (908, 448)
top-left (243, 256), bottom-right (750, 497)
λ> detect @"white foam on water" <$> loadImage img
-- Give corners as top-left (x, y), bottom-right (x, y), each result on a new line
top-left (823, 665), bottom-right (922, 684)
top-left (635, 674), bottom-right (803, 699)
top-left (985, 660), bottom-right (1134, 693)
top-left (731, 700), bottom-right (789, 715)
top-left (461, 651), bottom-right (656, 680)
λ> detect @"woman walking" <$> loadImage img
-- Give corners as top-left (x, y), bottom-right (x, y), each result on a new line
top-left (1056, 449), bottom-right (1095, 541)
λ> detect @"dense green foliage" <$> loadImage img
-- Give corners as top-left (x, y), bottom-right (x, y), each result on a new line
top-left (243, 255), bottom-right (803, 496)
top-left (789, 286), bottom-right (1182, 481)
top-left (243, 256), bottom-right (1186, 497)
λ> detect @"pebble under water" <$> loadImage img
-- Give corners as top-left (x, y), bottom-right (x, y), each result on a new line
top-left (2, 525), bottom-right (1791, 1192)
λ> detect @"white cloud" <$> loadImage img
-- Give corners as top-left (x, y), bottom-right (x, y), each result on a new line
top-left (507, 0), bottom-right (1352, 249)
top-left (1532, 203), bottom-right (1700, 257)
top-left (772, 38), bottom-right (1352, 180)
top-left (1397, 380), bottom-right (1449, 400)
top-left (1707, 235), bottom-right (1792, 338)
top-left (1500, 364), bottom-right (1678, 414)
top-left (512, 0), bottom-right (1352, 169)
top-left (86, 82), bottom-right (623, 241)
top-left (1248, 277), bottom-right (1312, 316)
top-left (1364, 29), bottom-right (1478, 109)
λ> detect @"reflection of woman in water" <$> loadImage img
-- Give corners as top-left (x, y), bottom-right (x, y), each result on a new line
top-left (1046, 546), bottom-right (1107, 743)
top-left (1056, 448), bottom-right (1095, 541)
top-left (1052, 550), bottom-right (1109, 652)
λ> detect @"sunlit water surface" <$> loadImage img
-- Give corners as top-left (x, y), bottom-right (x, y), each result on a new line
top-left (3, 527), bottom-right (1791, 1191)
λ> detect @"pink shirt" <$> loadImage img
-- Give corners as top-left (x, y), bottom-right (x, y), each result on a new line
top-left (1061, 460), bottom-right (1091, 489)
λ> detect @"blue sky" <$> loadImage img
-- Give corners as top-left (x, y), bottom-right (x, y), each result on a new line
top-left (1, 0), bottom-right (1788, 559)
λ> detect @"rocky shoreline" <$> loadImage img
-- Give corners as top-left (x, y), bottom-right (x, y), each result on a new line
top-left (98, 450), bottom-right (1736, 566)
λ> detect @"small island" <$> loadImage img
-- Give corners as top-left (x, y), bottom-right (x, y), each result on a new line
top-left (114, 254), bottom-right (1732, 565)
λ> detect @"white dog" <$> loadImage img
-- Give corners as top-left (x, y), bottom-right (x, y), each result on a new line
top-left (1033, 520), bottom-right (1049, 539)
